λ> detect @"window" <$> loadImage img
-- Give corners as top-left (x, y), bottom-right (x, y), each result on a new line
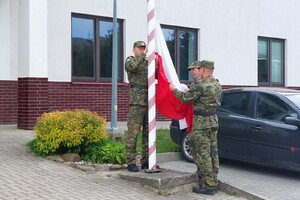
top-left (256, 93), bottom-right (297, 122)
top-left (72, 14), bottom-right (123, 82)
top-left (285, 94), bottom-right (300, 110)
top-left (220, 92), bottom-right (251, 116)
top-left (162, 25), bottom-right (198, 82)
top-left (258, 37), bottom-right (285, 86)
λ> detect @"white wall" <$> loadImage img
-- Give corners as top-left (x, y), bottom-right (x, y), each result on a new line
top-left (10, 0), bottom-right (19, 80)
top-left (3, 0), bottom-right (300, 86)
top-left (0, 0), bottom-right (10, 80)
top-left (47, 0), bottom-right (148, 82)
top-left (162, 0), bottom-right (259, 86)
top-left (18, 0), bottom-right (48, 78)
top-left (0, 0), bottom-right (18, 80)
top-left (29, 0), bottom-right (48, 77)
top-left (156, 0), bottom-right (300, 86)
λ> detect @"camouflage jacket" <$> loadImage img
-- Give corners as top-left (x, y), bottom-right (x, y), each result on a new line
top-left (173, 76), bottom-right (222, 129)
top-left (125, 53), bottom-right (148, 106)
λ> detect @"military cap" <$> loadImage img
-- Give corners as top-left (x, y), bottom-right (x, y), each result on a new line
top-left (133, 41), bottom-right (146, 48)
top-left (200, 60), bottom-right (215, 69)
top-left (187, 61), bottom-right (201, 71)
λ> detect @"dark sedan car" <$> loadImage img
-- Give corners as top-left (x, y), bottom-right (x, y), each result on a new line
top-left (170, 87), bottom-right (300, 172)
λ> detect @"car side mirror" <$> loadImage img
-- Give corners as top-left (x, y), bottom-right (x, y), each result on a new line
top-left (283, 117), bottom-right (300, 126)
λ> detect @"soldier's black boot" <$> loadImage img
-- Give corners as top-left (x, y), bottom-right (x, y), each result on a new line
top-left (195, 168), bottom-right (217, 192)
top-left (193, 186), bottom-right (216, 195)
top-left (127, 164), bottom-right (139, 172)
top-left (141, 162), bottom-right (159, 169)
top-left (195, 168), bottom-right (201, 177)
top-left (141, 162), bottom-right (148, 169)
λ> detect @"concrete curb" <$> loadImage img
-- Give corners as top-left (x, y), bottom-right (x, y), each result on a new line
top-left (119, 169), bottom-right (198, 190)
top-left (157, 152), bottom-right (264, 199)
top-left (218, 180), bottom-right (264, 200)
top-left (51, 151), bottom-right (262, 199)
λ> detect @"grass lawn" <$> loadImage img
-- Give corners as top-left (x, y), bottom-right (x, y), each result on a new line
top-left (136, 129), bottom-right (180, 154)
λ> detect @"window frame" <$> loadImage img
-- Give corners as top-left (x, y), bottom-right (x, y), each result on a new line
top-left (258, 36), bottom-right (285, 87)
top-left (71, 13), bottom-right (124, 83)
top-left (161, 24), bottom-right (198, 83)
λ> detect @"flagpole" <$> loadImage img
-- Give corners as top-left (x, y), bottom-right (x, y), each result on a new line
top-left (107, 0), bottom-right (124, 138)
top-left (111, 0), bottom-right (118, 128)
top-left (147, 0), bottom-right (157, 171)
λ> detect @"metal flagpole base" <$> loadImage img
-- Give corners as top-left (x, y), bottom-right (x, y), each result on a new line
top-left (144, 168), bottom-right (161, 173)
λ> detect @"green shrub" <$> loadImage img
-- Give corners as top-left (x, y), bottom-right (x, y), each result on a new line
top-left (81, 139), bottom-right (126, 165)
top-left (33, 110), bottom-right (108, 155)
top-left (27, 139), bottom-right (48, 157)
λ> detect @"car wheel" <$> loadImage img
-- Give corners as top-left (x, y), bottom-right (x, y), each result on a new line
top-left (180, 130), bottom-right (194, 162)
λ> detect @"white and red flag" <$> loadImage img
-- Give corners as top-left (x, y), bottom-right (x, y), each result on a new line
top-left (154, 20), bottom-right (193, 132)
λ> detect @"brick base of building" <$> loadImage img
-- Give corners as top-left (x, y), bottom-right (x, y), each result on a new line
top-left (1, 79), bottom-right (300, 130)
top-left (18, 78), bottom-right (49, 130)
top-left (0, 80), bottom-right (18, 124)
top-left (1, 78), bottom-right (170, 130)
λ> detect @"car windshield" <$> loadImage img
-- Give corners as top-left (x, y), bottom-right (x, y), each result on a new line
top-left (285, 94), bottom-right (300, 109)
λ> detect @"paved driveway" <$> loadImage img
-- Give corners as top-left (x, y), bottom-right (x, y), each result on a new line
top-left (160, 157), bottom-right (300, 200)
top-left (0, 125), bottom-right (242, 200)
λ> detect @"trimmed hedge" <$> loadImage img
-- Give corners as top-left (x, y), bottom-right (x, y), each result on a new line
top-left (33, 110), bottom-right (108, 155)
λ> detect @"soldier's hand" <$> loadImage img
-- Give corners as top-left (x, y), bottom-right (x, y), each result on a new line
top-left (184, 88), bottom-right (190, 93)
top-left (169, 84), bottom-right (176, 91)
top-left (143, 45), bottom-right (148, 55)
top-left (155, 56), bottom-right (159, 69)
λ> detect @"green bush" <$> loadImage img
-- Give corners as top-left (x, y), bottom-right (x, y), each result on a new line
top-left (27, 139), bottom-right (48, 157)
top-left (33, 110), bottom-right (108, 155)
top-left (81, 139), bottom-right (126, 165)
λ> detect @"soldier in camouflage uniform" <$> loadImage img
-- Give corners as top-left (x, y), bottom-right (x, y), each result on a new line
top-left (169, 60), bottom-right (222, 195)
top-left (125, 41), bottom-right (149, 172)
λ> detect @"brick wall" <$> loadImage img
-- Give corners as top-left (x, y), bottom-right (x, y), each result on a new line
top-left (48, 81), bottom-right (170, 122)
top-left (15, 79), bottom-right (170, 129)
top-left (0, 80), bottom-right (18, 124)
top-left (48, 82), bottom-right (130, 121)
top-left (18, 78), bottom-right (49, 130)
top-left (221, 85), bottom-right (257, 89)
top-left (2, 79), bottom-right (300, 129)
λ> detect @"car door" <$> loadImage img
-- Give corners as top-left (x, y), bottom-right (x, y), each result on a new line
top-left (249, 92), bottom-right (300, 166)
top-left (217, 91), bottom-right (252, 157)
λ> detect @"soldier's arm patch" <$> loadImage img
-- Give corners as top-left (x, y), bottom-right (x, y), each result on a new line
top-left (126, 56), bottom-right (134, 62)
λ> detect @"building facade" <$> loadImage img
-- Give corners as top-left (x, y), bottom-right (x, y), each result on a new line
top-left (1, 0), bottom-right (300, 129)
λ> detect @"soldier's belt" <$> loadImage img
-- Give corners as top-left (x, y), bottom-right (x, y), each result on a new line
top-left (130, 84), bottom-right (147, 89)
top-left (193, 111), bottom-right (216, 116)
top-left (130, 104), bottom-right (147, 107)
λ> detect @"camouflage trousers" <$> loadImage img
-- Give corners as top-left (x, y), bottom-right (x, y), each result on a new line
top-left (187, 127), bottom-right (219, 189)
top-left (125, 105), bottom-right (148, 165)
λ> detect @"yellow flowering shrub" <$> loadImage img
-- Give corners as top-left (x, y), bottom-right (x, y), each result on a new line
top-left (34, 110), bottom-right (108, 154)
